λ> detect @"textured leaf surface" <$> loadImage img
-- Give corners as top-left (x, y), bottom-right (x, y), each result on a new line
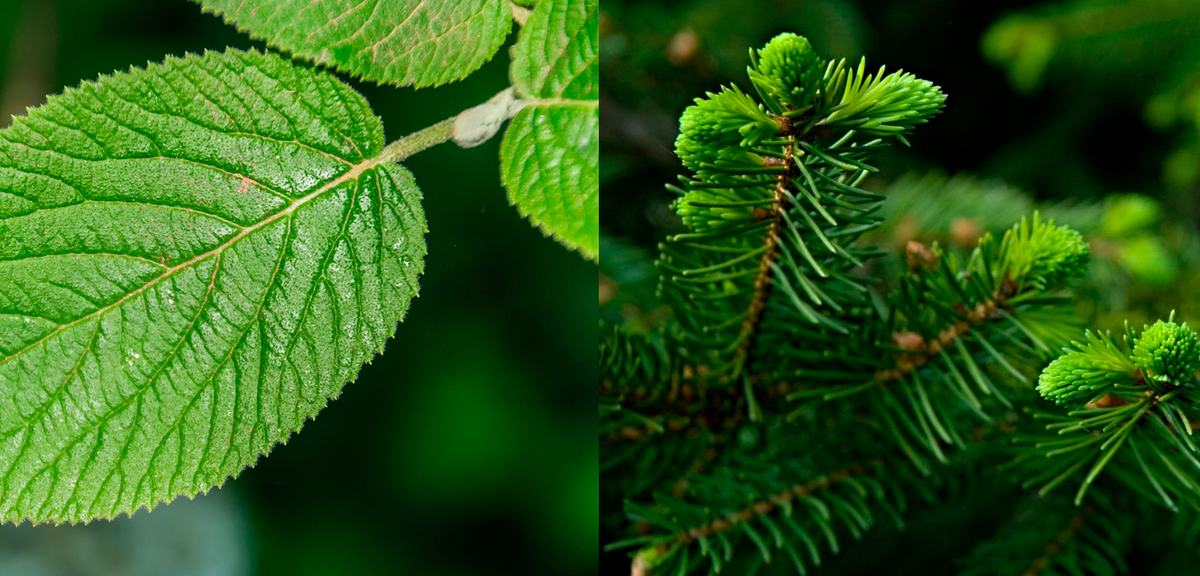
top-left (0, 48), bottom-right (426, 523)
top-left (501, 0), bottom-right (598, 260)
top-left (195, 0), bottom-right (512, 87)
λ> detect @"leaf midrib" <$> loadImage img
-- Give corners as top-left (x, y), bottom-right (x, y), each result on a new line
top-left (0, 154), bottom-right (386, 370)
top-left (527, 98), bottom-right (598, 109)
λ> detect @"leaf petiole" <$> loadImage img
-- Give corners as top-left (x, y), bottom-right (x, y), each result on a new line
top-left (375, 117), bottom-right (457, 165)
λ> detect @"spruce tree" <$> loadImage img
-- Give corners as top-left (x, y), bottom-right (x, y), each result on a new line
top-left (601, 32), bottom-right (1197, 575)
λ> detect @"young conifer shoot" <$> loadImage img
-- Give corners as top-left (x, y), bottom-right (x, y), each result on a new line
top-left (1016, 314), bottom-right (1200, 509)
top-left (600, 31), bottom-right (1196, 576)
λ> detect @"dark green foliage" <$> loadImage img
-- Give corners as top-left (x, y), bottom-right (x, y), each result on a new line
top-left (599, 234), bottom-right (661, 328)
top-left (789, 215), bottom-right (1088, 472)
top-left (600, 32), bottom-right (1119, 576)
top-left (958, 493), bottom-right (1133, 576)
top-left (868, 173), bottom-right (1200, 328)
top-left (601, 324), bottom-right (676, 407)
top-left (660, 32), bottom-right (922, 385)
top-left (616, 411), bottom-right (932, 576)
top-left (602, 4), bottom-right (1200, 576)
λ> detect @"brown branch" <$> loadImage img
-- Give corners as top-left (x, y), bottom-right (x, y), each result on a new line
top-left (671, 444), bottom-right (723, 497)
top-left (607, 138), bottom-right (800, 443)
top-left (874, 273), bottom-right (1019, 383)
top-left (606, 167), bottom-right (1019, 448)
top-left (599, 358), bottom-right (811, 443)
top-left (599, 352), bottom-right (713, 424)
top-left (1085, 393), bottom-right (1128, 409)
top-left (599, 363), bottom-right (744, 443)
top-left (674, 461), bottom-right (874, 546)
top-left (600, 408), bottom-right (746, 445)
top-left (631, 460), bottom-right (882, 575)
top-left (607, 269), bottom-right (1023, 444)
top-left (718, 270), bottom-right (1022, 408)
top-left (1021, 511), bottom-right (1088, 576)
top-left (731, 135), bottom-right (796, 376)
top-left (601, 417), bottom-right (692, 444)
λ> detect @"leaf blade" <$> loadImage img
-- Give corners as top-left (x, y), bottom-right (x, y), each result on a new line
top-left (194, 0), bottom-right (513, 87)
top-left (510, 0), bottom-right (599, 100)
top-left (0, 48), bottom-right (426, 523)
top-left (502, 0), bottom-right (599, 259)
top-left (501, 104), bottom-right (598, 259)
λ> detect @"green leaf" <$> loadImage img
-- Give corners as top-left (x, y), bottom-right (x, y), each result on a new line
top-left (501, 0), bottom-right (599, 260)
top-left (0, 48), bottom-right (426, 523)
top-left (194, 0), bottom-right (513, 87)
top-left (510, 0), bottom-right (598, 101)
top-left (501, 105), bottom-right (598, 260)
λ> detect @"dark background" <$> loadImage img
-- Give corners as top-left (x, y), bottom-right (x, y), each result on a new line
top-left (602, 0), bottom-right (1200, 574)
top-left (0, 1), bottom-right (596, 575)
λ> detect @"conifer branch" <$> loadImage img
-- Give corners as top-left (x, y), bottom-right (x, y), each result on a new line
top-left (596, 33), bottom-right (1125, 576)
top-left (622, 278), bottom-right (1016, 439)
top-left (601, 416), bottom-right (695, 443)
top-left (680, 462), bottom-right (873, 545)
top-left (630, 459), bottom-right (883, 576)
top-left (669, 444), bottom-right (722, 498)
top-left (1010, 315), bottom-right (1200, 508)
top-left (732, 134), bottom-right (796, 377)
top-left (875, 273), bottom-right (1018, 383)
top-left (660, 272), bottom-right (1021, 433)
top-left (1021, 511), bottom-right (1088, 576)
top-left (960, 494), bottom-right (1131, 576)
top-left (604, 373), bottom-right (809, 442)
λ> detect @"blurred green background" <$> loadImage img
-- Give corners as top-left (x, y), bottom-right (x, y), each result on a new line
top-left (0, 1), bottom-right (596, 575)
top-left (601, 0), bottom-right (1200, 573)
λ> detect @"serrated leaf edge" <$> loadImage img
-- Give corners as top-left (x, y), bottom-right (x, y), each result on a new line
top-left (0, 47), bottom-right (427, 525)
top-left (193, 0), bottom-right (514, 89)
